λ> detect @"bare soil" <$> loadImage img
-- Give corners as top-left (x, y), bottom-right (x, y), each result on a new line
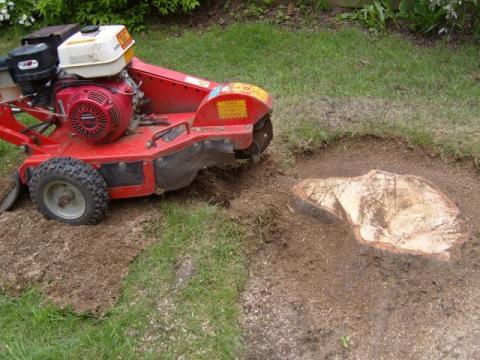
top-left (158, 1), bottom-right (343, 31)
top-left (157, 1), bottom-right (476, 45)
top-left (197, 137), bottom-right (480, 360)
top-left (1, 137), bottom-right (480, 359)
top-left (0, 197), bottom-right (160, 315)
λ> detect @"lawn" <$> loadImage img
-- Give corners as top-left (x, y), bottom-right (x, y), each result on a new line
top-left (1, 202), bottom-right (245, 359)
top-left (0, 22), bottom-right (479, 358)
top-left (132, 23), bottom-right (479, 159)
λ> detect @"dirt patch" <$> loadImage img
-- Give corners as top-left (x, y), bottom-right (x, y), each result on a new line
top-left (200, 137), bottom-right (480, 359)
top-left (1, 136), bottom-right (480, 358)
top-left (0, 197), bottom-right (160, 315)
top-left (158, 1), bottom-right (343, 32)
top-left (156, 1), bottom-right (476, 45)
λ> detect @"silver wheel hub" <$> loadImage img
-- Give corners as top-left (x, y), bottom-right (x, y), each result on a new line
top-left (43, 181), bottom-right (86, 220)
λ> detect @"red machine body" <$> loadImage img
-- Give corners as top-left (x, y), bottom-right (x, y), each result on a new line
top-left (55, 80), bottom-right (134, 143)
top-left (0, 57), bottom-right (273, 200)
top-left (0, 24), bottom-right (273, 224)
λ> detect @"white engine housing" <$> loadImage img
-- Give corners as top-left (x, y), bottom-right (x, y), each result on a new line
top-left (58, 25), bottom-right (135, 78)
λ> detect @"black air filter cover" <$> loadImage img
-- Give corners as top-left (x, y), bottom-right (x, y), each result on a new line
top-left (22, 24), bottom-right (80, 63)
top-left (8, 43), bottom-right (57, 82)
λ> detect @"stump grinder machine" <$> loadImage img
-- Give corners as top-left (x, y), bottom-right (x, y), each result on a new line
top-left (0, 24), bottom-right (273, 224)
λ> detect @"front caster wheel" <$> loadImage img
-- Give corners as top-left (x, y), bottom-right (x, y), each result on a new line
top-left (28, 157), bottom-right (108, 225)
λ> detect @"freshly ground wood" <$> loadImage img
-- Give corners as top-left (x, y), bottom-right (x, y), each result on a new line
top-left (293, 170), bottom-right (468, 259)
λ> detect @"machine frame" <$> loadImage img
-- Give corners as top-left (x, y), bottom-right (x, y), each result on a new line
top-left (0, 57), bottom-right (273, 201)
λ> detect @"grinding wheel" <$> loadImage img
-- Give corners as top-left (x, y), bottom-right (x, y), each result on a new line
top-left (0, 172), bottom-right (23, 213)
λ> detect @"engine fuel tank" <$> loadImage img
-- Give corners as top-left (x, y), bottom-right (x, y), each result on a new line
top-left (58, 25), bottom-right (135, 79)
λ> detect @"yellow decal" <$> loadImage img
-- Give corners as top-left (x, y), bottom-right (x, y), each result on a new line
top-left (66, 38), bottom-right (96, 45)
top-left (231, 83), bottom-right (269, 103)
top-left (117, 28), bottom-right (133, 49)
top-left (217, 100), bottom-right (248, 119)
top-left (123, 47), bottom-right (135, 64)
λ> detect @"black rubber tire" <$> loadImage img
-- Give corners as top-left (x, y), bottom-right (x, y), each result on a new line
top-left (235, 115), bottom-right (273, 160)
top-left (253, 115), bottom-right (273, 153)
top-left (28, 157), bottom-right (108, 225)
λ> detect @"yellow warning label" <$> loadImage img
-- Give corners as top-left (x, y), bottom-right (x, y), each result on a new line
top-left (66, 38), bottom-right (96, 45)
top-left (217, 100), bottom-right (248, 119)
top-left (117, 28), bottom-right (133, 49)
top-left (231, 83), bottom-right (269, 103)
top-left (123, 46), bottom-right (135, 64)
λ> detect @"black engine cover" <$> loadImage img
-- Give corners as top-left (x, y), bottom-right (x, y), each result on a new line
top-left (22, 24), bottom-right (80, 64)
top-left (7, 43), bottom-right (57, 103)
top-left (8, 43), bottom-right (56, 83)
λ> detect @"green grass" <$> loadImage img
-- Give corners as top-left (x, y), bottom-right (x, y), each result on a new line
top-left (1, 22), bottom-right (479, 358)
top-left (0, 202), bottom-right (245, 359)
top-left (137, 24), bottom-right (478, 102)
top-left (2, 23), bottom-right (479, 160)
top-left (0, 113), bottom-right (39, 175)
top-left (133, 24), bottom-right (480, 159)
